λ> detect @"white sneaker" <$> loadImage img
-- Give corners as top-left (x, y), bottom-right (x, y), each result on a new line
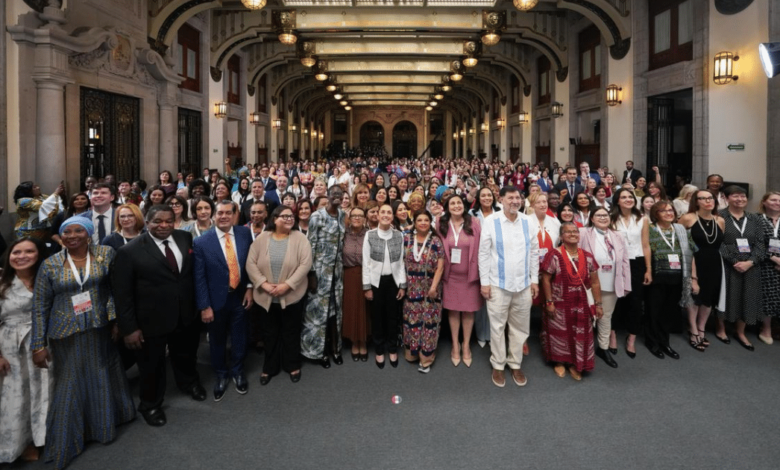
top-left (417, 363), bottom-right (430, 374)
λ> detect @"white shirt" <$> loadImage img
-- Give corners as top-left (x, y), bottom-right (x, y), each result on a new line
top-left (527, 214), bottom-right (561, 249)
top-left (216, 227), bottom-right (242, 272)
top-left (615, 215), bottom-right (645, 260)
top-left (593, 230), bottom-right (615, 292)
top-left (149, 233), bottom-right (183, 271)
top-left (91, 207), bottom-right (114, 244)
top-left (478, 210), bottom-right (540, 292)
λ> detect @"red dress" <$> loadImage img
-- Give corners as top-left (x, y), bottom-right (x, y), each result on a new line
top-left (540, 248), bottom-right (599, 372)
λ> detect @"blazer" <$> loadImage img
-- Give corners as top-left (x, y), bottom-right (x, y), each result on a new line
top-left (261, 177), bottom-right (276, 192)
top-left (622, 168), bottom-right (643, 184)
top-left (246, 230), bottom-right (312, 310)
top-left (434, 218), bottom-right (482, 284)
top-left (111, 231), bottom-right (196, 337)
top-left (193, 225), bottom-right (252, 312)
top-left (554, 181), bottom-right (585, 204)
top-left (80, 208), bottom-right (116, 233)
top-left (265, 190), bottom-right (282, 206)
top-left (239, 196), bottom-right (278, 226)
top-left (578, 226), bottom-right (632, 298)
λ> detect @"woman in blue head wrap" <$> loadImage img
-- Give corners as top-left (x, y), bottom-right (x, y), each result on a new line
top-left (30, 216), bottom-right (135, 469)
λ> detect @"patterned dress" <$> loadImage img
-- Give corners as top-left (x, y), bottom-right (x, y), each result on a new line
top-left (540, 248), bottom-right (598, 372)
top-left (759, 215), bottom-right (780, 318)
top-left (0, 278), bottom-right (52, 463)
top-left (402, 232), bottom-right (443, 360)
top-left (301, 208), bottom-right (346, 359)
top-left (14, 195), bottom-right (62, 241)
top-left (717, 210), bottom-right (766, 325)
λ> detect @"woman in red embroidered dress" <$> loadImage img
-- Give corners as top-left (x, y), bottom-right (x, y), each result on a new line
top-left (540, 222), bottom-right (604, 380)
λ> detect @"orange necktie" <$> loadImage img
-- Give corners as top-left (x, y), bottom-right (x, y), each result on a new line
top-left (225, 233), bottom-right (240, 289)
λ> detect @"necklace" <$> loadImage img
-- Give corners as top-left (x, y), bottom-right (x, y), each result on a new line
top-left (69, 254), bottom-right (88, 261)
top-left (696, 214), bottom-right (718, 245)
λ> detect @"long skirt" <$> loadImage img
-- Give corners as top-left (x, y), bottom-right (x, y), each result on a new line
top-left (341, 266), bottom-right (370, 344)
top-left (45, 328), bottom-right (136, 470)
top-left (540, 301), bottom-right (595, 372)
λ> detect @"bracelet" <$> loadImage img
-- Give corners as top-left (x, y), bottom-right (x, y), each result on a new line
top-left (544, 300), bottom-right (554, 305)
top-left (595, 302), bottom-right (603, 306)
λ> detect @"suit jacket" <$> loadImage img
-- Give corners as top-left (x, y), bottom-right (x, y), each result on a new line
top-left (262, 177), bottom-right (276, 192)
top-left (554, 181), bottom-right (585, 204)
top-left (622, 168), bottom-right (643, 184)
top-left (80, 208), bottom-right (116, 241)
top-left (193, 225), bottom-right (252, 312)
top-left (265, 190), bottom-right (282, 206)
top-left (287, 169), bottom-right (298, 180)
top-left (111, 231), bottom-right (196, 337)
top-left (239, 196), bottom-right (278, 225)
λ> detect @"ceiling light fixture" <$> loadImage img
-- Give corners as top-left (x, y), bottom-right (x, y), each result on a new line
top-left (299, 41), bottom-right (316, 67)
top-left (513, 0), bottom-right (538, 11)
top-left (274, 10), bottom-right (298, 45)
top-left (481, 10), bottom-right (506, 47)
top-left (463, 41), bottom-right (480, 68)
top-left (241, 0), bottom-right (267, 9)
top-left (450, 61), bottom-right (464, 81)
top-left (314, 60), bottom-right (329, 81)
top-left (344, 106), bottom-right (352, 110)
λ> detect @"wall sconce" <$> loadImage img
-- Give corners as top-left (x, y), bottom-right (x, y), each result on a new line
top-left (290, 124), bottom-right (298, 132)
top-left (606, 84), bottom-right (622, 106)
top-left (495, 118), bottom-right (505, 129)
top-left (462, 41), bottom-right (480, 68)
top-left (214, 102), bottom-right (227, 118)
top-left (271, 118), bottom-right (282, 129)
top-left (325, 78), bottom-right (338, 92)
top-left (469, 128), bottom-right (476, 135)
top-left (333, 93), bottom-right (343, 100)
top-left (512, 0), bottom-right (538, 10)
top-left (249, 111), bottom-right (261, 125)
top-left (481, 11), bottom-right (506, 47)
top-left (518, 110), bottom-right (529, 124)
top-left (460, 129), bottom-right (466, 137)
top-left (339, 100), bottom-right (348, 106)
top-left (551, 102), bottom-right (564, 118)
top-left (298, 41), bottom-right (316, 67)
top-left (714, 52), bottom-right (739, 84)
top-left (303, 128), bottom-right (309, 135)
top-left (453, 132), bottom-right (458, 139)
top-left (434, 92), bottom-right (444, 100)
top-left (429, 100), bottom-right (438, 107)
top-left (319, 132), bottom-right (324, 140)
top-left (759, 43), bottom-right (780, 78)
top-left (481, 122), bottom-right (489, 132)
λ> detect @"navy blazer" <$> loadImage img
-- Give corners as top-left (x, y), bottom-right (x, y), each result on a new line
top-left (193, 225), bottom-right (252, 312)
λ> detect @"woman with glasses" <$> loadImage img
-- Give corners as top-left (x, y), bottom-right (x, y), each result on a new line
top-left (676, 190), bottom-right (725, 351)
top-left (645, 201), bottom-right (696, 360)
top-left (101, 204), bottom-right (145, 251)
top-left (715, 186), bottom-right (766, 350)
top-left (342, 207), bottom-right (369, 362)
top-left (166, 195), bottom-right (193, 231)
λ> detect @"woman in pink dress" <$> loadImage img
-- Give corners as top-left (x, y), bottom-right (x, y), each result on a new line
top-left (436, 195), bottom-right (483, 368)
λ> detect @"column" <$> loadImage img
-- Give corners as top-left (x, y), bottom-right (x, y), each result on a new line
top-left (35, 80), bottom-right (69, 191)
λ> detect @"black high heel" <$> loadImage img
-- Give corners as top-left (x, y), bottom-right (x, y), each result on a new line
top-left (625, 337), bottom-right (636, 359)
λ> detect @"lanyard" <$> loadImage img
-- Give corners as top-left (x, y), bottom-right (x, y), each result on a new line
top-left (537, 218), bottom-right (547, 246)
top-left (449, 221), bottom-right (463, 247)
top-left (413, 231), bottom-right (431, 263)
top-left (594, 230), bottom-right (614, 261)
top-left (764, 215), bottom-right (780, 238)
top-left (655, 224), bottom-right (676, 250)
top-left (67, 251), bottom-right (91, 291)
top-left (731, 215), bottom-right (747, 236)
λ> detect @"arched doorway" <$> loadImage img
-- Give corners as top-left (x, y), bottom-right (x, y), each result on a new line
top-left (360, 121), bottom-right (385, 149)
top-left (393, 121), bottom-right (417, 158)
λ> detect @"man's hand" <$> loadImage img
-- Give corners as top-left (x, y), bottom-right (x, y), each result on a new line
top-left (530, 283), bottom-right (539, 298)
top-left (364, 290), bottom-right (373, 300)
top-left (0, 357), bottom-right (11, 376)
top-left (396, 288), bottom-right (405, 300)
top-left (201, 307), bottom-right (215, 323)
top-left (124, 329), bottom-right (145, 350)
top-left (243, 289), bottom-right (254, 309)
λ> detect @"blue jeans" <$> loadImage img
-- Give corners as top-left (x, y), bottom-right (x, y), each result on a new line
top-left (207, 291), bottom-right (248, 379)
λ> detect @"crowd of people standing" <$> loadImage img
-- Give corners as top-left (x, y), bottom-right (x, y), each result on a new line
top-left (2, 154), bottom-right (779, 468)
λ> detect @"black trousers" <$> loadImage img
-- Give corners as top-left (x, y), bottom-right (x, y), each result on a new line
top-left (370, 275), bottom-right (401, 355)
top-left (614, 257), bottom-right (647, 336)
top-left (134, 319), bottom-right (201, 411)
top-left (645, 282), bottom-right (683, 350)
top-left (260, 300), bottom-right (304, 375)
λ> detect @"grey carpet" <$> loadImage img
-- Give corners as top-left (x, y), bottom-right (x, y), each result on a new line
top-left (7, 330), bottom-right (780, 470)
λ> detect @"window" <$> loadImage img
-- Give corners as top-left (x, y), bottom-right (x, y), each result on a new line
top-left (227, 55), bottom-right (241, 105)
top-left (176, 23), bottom-right (200, 92)
top-left (649, 0), bottom-right (693, 70)
top-left (579, 26), bottom-right (601, 92)
top-left (258, 74), bottom-right (267, 113)
top-left (538, 56), bottom-right (551, 106)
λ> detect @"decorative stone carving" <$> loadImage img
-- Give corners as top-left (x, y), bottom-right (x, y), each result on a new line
top-left (271, 96), bottom-right (278, 105)
top-left (523, 85), bottom-right (532, 97)
top-left (248, 84), bottom-right (256, 96)
top-left (556, 66), bottom-right (568, 83)
top-left (610, 38), bottom-right (631, 60)
top-left (211, 66), bottom-right (223, 82)
top-left (714, 0), bottom-right (754, 15)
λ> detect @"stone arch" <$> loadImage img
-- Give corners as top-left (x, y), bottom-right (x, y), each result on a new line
top-left (360, 121), bottom-right (386, 149)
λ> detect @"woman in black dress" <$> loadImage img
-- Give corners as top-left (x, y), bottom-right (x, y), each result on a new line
top-left (677, 189), bottom-right (725, 351)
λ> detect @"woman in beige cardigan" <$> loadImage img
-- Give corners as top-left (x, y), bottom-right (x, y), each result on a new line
top-left (247, 205), bottom-right (313, 385)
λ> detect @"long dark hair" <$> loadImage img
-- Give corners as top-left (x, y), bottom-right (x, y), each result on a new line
top-left (143, 185), bottom-right (166, 215)
top-left (166, 194), bottom-right (190, 221)
top-left (609, 187), bottom-right (643, 227)
top-left (66, 192), bottom-right (91, 217)
top-left (688, 189), bottom-right (719, 215)
top-left (438, 194), bottom-right (474, 238)
top-left (0, 237), bottom-right (47, 299)
top-left (472, 186), bottom-right (500, 213)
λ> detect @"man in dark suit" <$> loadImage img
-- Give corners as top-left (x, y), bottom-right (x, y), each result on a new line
top-left (259, 166), bottom-right (276, 191)
top-left (80, 182), bottom-right (117, 244)
top-left (622, 160), bottom-right (643, 184)
top-left (193, 200), bottom-right (254, 401)
top-left (554, 166), bottom-right (585, 204)
top-left (266, 174), bottom-right (287, 206)
top-left (285, 162), bottom-right (298, 181)
top-left (112, 205), bottom-right (206, 427)
top-left (239, 179), bottom-right (277, 225)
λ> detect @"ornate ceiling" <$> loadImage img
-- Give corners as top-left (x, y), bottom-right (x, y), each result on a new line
top-left (147, 0), bottom-right (631, 120)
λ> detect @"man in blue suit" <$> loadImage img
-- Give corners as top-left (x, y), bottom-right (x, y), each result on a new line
top-left (193, 200), bottom-right (254, 401)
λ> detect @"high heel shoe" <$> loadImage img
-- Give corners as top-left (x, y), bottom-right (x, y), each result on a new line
top-left (451, 343), bottom-right (461, 367)
top-left (375, 355), bottom-right (385, 369)
top-left (625, 337), bottom-right (636, 359)
top-left (461, 342), bottom-right (472, 367)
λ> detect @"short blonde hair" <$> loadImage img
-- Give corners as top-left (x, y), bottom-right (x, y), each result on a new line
top-left (676, 184), bottom-right (699, 201)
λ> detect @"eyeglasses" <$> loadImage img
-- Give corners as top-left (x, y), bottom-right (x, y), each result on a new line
top-left (277, 215), bottom-right (295, 220)
top-left (594, 214), bottom-right (610, 218)
top-left (696, 197), bottom-right (714, 201)
top-left (350, 215), bottom-right (365, 219)
top-left (168, 202), bottom-right (182, 207)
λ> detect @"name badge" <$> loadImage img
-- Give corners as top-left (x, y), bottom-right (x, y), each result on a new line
top-left (668, 254), bottom-right (681, 270)
top-left (538, 248), bottom-right (548, 263)
top-left (769, 239), bottom-right (780, 254)
top-left (451, 248), bottom-right (462, 264)
top-left (601, 264), bottom-right (613, 273)
top-left (736, 238), bottom-right (751, 253)
top-left (72, 292), bottom-right (93, 315)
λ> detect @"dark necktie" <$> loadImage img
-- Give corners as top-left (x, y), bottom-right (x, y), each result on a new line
top-left (569, 184), bottom-right (574, 195)
top-left (162, 240), bottom-right (179, 275)
top-left (97, 215), bottom-right (106, 242)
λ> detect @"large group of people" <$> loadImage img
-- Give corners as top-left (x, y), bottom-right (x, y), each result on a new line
top-left (1, 154), bottom-right (779, 467)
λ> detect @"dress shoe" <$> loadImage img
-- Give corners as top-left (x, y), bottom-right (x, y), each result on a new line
top-left (389, 355), bottom-right (399, 368)
top-left (259, 374), bottom-right (271, 386)
top-left (736, 337), bottom-right (755, 351)
top-left (511, 369), bottom-right (527, 387)
top-left (320, 356), bottom-right (331, 369)
top-left (233, 374), bottom-right (248, 394)
top-left (360, 353), bottom-right (368, 362)
top-left (186, 382), bottom-right (207, 401)
top-left (715, 333), bottom-right (731, 345)
top-left (759, 334), bottom-right (773, 345)
top-left (491, 369), bottom-right (505, 388)
top-left (625, 338), bottom-right (636, 359)
top-left (596, 348), bottom-right (618, 368)
top-left (608, 347), bottom-right (618, 355)
top-left (332, 353), bottom-right (344, 365)
top-left (351, 351), bottom-right (361, 362)
top-left (214, 377), bottom-right (229, 402)
top-left (648, 348), bottom-right (665, 359)
top-left (140, 407), bottom-right (167, 427)
top-left (661, 346), bottom-right (680, 359)
top-left (290, 370), bottom-right (301, 383)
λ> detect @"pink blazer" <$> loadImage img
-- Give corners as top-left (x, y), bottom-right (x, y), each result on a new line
top-left (578, 227), bottom-right (632, 298)
top-left (435, 217), bottom-right (482, 284)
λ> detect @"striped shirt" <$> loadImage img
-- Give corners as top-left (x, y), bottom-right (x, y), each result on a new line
top-left (478, 210), bottom-right (540, 292)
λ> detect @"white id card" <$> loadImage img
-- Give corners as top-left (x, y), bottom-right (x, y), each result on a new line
top-left (538, 248), bottom-right (548, 263)
top-left (451, 248), bottom-right (462, 264)
top-left (769, 239), bottom-right (780, 254)
top-left (668, 254), bottom-right (681, 270)
top-left (72, 292), bottom-right (93, 315)
top-left (736, 238), bottom-right (751, 253)
top-left (601, 264), bottom-right (613, 273)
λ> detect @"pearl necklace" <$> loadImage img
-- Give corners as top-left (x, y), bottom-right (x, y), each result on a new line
top-left (696, 214), bottom-right (718, 245)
